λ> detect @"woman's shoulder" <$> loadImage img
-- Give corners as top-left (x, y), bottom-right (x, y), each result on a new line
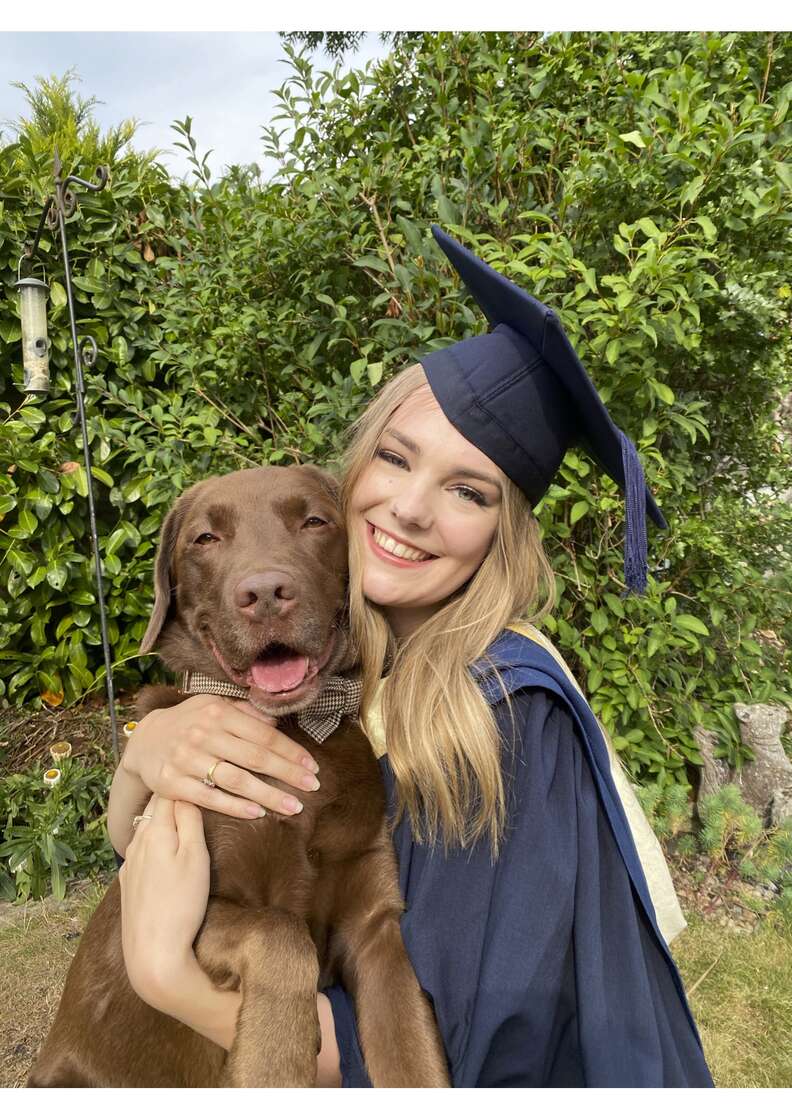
top-left (474, 620), bottom-right (585, 708)
top-left (483, 620), bottom-right (576, 674)
top-left (476, 621), bottom-right (592, 764)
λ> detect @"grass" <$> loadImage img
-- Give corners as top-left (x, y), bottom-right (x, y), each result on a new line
top-left (672, 912), bottom-right (792, 1087)
top-left (0, 878), bottom-right (106, 1088)
top-left (0, 879), bottom-right (789, 1087)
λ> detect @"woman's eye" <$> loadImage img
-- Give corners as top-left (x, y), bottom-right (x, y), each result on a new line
top-left (454, 486), bottom-right (486, 506)
top-left (376, 448), bottom-right (406, 468)
top-left (303, 516), bottom-right (327, 528)
top-left (194, 532), bottom-right (219, 545)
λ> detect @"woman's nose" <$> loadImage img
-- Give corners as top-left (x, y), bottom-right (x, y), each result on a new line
top-left (390, 484), bottom-right (433, 530)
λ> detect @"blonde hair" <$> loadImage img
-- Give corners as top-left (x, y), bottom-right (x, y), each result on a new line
top-left (341, 364), bottom-right (557, 857)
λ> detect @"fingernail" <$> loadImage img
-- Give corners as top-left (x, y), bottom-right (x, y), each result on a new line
top-left (247, 805), bottom-right (267, 818)
top-left (300, 774), bottom-right (320, 791)
top-left (302, 756), bottom-right (319, 773)
top-left (283, 796), bottom-right (303, 814)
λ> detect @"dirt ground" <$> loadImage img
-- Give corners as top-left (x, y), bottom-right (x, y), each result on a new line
top-left (0, 695), bottom-right (136, 777)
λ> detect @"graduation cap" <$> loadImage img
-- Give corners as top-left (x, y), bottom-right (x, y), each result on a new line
top-left (420, 225), bottom-right (668, 595)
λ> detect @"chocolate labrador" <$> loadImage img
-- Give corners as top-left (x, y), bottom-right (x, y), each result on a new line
top-left (27, 465), bottom-right (449, 1087)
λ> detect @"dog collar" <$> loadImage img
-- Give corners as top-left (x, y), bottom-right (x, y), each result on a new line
top-left (179, 671), bottom-right (362, 744)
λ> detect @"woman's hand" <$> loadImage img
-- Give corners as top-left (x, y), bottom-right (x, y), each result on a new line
top-left (122, 695), bottom-right (321, 821)
top-left (118, 796), bottom-right (242, 1049)
top-left (119, 796), bottom-right (210, 999)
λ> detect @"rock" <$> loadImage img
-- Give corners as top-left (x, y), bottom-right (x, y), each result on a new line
top-left (694, 726), bottom-right (731, 816)
top-left (694, 708), bottom-right (792, 826)
top-left (733, 703), bottom-right (792, 825)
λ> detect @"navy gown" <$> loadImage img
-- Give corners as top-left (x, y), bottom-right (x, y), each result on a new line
top-left (324, 681), bottom-right (713, 1087)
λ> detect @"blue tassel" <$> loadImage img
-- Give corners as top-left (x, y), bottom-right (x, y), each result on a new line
top-left (619, 430), bottom-right (648, 596)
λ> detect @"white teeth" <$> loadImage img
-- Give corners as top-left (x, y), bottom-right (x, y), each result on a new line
top-left (373, 527), bottom-right (432, 562)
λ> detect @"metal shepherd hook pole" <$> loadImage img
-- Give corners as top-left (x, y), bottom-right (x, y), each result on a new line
top-left (23, 149), bottom-right (119, 758)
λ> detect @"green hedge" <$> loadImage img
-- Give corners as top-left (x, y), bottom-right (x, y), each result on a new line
top-left (1, 34), bottom-right (790, 787)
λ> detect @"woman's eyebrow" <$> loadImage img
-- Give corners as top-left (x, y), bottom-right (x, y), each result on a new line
top-left (384, 428), bottom-right (502, 492)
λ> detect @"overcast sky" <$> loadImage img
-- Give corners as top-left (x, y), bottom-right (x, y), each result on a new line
top-left (0, 32), bottom-right (391, 181)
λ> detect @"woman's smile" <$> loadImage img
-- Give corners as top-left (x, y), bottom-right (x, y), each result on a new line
top-left (366, 521), bottom-right (437, 566)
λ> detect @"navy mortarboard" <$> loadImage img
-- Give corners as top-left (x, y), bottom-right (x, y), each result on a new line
top-left (420, 225), bottom-right (667, 594)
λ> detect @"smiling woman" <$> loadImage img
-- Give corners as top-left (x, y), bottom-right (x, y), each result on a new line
top-left (340, 362), bottom-right (554, 858)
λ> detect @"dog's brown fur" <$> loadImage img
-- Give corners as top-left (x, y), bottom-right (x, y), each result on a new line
top-left (27, 466), bottom-right (449, 1087)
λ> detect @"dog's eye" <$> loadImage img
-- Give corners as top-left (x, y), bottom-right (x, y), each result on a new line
top-left (194, 532), bottom-right (220, 545)
top-left (303, 517), bottom-right (328, 529)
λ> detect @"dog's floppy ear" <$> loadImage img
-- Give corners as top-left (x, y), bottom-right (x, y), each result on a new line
top-left (298, 463), bottom-right (342, 506)
top-left (139, 487), bottom-right (200, 654)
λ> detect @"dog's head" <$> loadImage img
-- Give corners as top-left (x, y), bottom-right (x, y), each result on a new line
top-left (140, 464), bottom-right (352, 716)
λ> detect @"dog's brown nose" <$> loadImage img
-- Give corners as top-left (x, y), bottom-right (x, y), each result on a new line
top-left (234, 571), bottom-right (297, 618)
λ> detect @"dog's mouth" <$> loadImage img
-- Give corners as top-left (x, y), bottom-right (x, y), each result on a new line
top-left (209, 634), bottom-right (336, 706)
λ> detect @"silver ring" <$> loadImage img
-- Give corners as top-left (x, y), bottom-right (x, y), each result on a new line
top-left (132, 813), bottom-right (153, 829)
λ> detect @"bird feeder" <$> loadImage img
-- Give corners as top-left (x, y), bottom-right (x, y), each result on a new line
top-left (16, 272), bottom-right (50, 395)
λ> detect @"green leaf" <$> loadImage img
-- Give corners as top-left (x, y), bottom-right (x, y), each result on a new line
top-left (676, 614), bottom-right (709, 636)
top-left (680, 174), bottom-right (706, 208)
top-left (6, 546), bottom-right (35, 577)
top-left (28, 565), bottom-right (48, 588)
top-left (14, 508), bottom-right (38, 536)
top-left (105, 527), bottom-right (128, 556)
top-left (20, 406), bottom-right (46, 427)
top-left (51, 860), bottom-right (66, 901)
top-left (636, 217), bottom-right (661, 239)
top-left (436, 193), bottom-right (459, 225)
top-left (587, 668), bottom-right (603, 693)
top-left (39, 470), bottom-right (60, 494)
top-left (693, 215), bottom-right (717, 242)
top-left (619, 130), bottom-right (646, 149)
top-left (651, 379), bottom-right (675, 405)
top-left (590, 609), bottom-right (609, 635)
top-left (70, 591), bottom-right (96, 607)
top-left (46, 564), bottom-right (69, 591)
top-left (56, 614), bottom-right (74, 640)
top-left (352, 255), bottom-right (391, 275)
top-left (570, 500), bottom-right (589, 525)
top-left (91, 467), bottom-right (114, 487)
top-left (50, 281), bottom-right (67, 309)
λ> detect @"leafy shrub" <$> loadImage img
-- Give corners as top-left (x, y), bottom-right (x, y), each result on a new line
top-left (0, 757), bottom-right (115, 901)
top-left (698, 784), bottom-right (764, 864)
top-left (637, 780), bottom-right (695, 848)
top-left (740, 816), bottom-right (792, 899)
top-left (1, 34), bottom-right (791, 793)
top-left (640, 779), bottom-right (792, 920)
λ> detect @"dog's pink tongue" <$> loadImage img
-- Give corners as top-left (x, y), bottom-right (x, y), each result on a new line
top-left (250, 654), bottom-right (309, 693)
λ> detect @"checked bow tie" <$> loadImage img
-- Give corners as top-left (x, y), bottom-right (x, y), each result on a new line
top-left (179, 670), bottom-right (362, 744)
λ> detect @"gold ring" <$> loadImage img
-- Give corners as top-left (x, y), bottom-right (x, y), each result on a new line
top-left (203, 760), bottom-right (221, 788)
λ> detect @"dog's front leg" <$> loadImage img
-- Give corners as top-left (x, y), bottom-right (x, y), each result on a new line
top-left (195, 898), bottom-right (321, 1087)
top-left (332, 852), bottom-right (450, 1087)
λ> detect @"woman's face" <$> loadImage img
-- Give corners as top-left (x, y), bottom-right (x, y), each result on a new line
top-left (349, 384), bottom-right (503, 638)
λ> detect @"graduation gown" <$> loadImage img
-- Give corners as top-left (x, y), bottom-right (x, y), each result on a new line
top-left (323, 628), bottom-right (713, 1087)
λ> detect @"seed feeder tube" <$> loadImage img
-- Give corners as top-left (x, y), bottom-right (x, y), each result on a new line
top-left (16, 274), bottom-right (50, 395)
